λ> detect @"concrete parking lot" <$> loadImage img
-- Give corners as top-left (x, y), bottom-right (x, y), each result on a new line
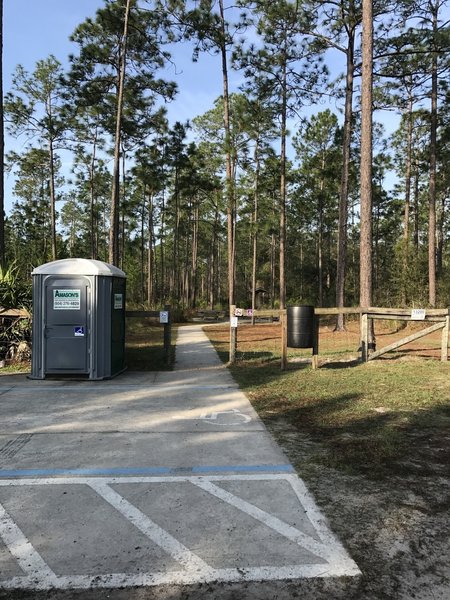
top-left (0, 325), bottom-right (359, 596)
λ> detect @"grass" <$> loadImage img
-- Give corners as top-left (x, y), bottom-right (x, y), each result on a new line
top-left (204, 322), bottom-right (450, 478)
top-left (0, 318), bottom-right (173, 375)
top-left (0, 361), bottom-right (30, 374)
top-left (125, 317), bottom-right (174, 370)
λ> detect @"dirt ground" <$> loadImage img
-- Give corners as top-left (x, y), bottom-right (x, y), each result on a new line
top-left (1, 320), bottom-right (449, 600)
top-left (202, 320), bottom-right (450, 599)
top-left (266, 420), bottom-right (450, 600)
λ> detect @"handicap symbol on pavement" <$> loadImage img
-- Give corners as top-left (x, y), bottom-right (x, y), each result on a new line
top-left (199, 409), bottom-right (252, 425)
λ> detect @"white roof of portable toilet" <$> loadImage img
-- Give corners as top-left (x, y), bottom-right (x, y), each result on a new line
top-left (32, 259), bottom-right (126, 278)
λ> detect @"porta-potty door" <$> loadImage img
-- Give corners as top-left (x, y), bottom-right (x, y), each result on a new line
top-left (44, 278), bottom-right (90, 373)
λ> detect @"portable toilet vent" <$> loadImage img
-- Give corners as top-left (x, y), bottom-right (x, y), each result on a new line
top-left (31, 258), bottom-right (126, 380)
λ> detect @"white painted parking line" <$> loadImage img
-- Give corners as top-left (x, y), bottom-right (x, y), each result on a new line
top-left (88, 481), bottom-right (212, 574)
top-left (0, 474), bottom-right (360, 591)
top-left (1, 563), bottom-right (356, 591)
top-left (287, 474), bottom-right (356, 557)
top-left (192, 479), bottom-right (332, 562)
top-left (0, 502), bottom-right (57, 583)
top-left (0, 473), bottom-right (297, 487)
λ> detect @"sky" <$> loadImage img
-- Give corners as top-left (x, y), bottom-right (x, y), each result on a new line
top-left (3, 0), bottom-right (410, 215)
top-left (4, 0), bottom-right (236, 214)
top-left (4, 0), bottom-right (229, 116)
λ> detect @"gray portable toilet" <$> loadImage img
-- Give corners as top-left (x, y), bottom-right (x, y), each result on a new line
top-left (31, 258), bottom-right (126, 380)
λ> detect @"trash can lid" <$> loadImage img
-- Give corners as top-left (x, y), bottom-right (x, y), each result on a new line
top-left (32, 259), bottom-right (126, 278)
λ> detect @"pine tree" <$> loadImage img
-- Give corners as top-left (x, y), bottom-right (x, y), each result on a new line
top-left (5, 56), bottom-right (68, 261)
top-left (67, 0), bottom-right (176, 266)
top-left (236, 1), bottom-right (327, 308)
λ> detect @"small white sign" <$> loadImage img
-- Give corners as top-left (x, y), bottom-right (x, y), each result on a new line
top-left (234, 308), bottom-right (244, 317)
top-left (114, 293), bottom-right (123, 309)
top-left (53, 289), bottom-right (81, 310)
top-left (411, 309), bottom-right (426, 321)
top-left (230, 316), bottom-right (238, 328)
top-left (159, 311), bottom-right (169, 324)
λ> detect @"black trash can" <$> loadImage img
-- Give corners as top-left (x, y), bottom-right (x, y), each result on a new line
top-left (287, 305), bottom-right (314, 348)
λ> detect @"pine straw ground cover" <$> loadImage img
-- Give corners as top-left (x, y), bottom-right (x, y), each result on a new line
top-left (204, 320), bottom-right (450, 600)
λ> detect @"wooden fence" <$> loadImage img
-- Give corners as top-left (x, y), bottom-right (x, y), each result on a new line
top-left (228, 306), bottom-right (450, 369)
top-left (359, 307), bottom-right (450, 363)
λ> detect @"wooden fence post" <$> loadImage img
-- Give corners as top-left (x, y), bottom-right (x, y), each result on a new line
top-left (441, 314), bottom-right (449, 362)
top-left (312, 314), bottom-right (319, 369)
top-left (280, 310), bottom-right (287, 370)
top-left (229, 304), bottom-right (237, 365)
top-left (361, 312), bottom-right (369, 362)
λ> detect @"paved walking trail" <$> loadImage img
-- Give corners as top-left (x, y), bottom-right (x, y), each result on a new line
top-left (0, 325), bottom-right (359, 594)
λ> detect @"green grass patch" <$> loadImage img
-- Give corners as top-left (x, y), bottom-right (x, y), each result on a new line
top-left (204, 325), bottom-right (450, 479)
top-left (0, 361), bottom-right (31, 374)
top-left (0, 318), bottom-right (174, 375)
top-left (125, 317), bottom-right (174, 371)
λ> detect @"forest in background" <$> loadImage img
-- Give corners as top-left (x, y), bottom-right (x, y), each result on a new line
top-left (2, 0), bottom-right (450, 315)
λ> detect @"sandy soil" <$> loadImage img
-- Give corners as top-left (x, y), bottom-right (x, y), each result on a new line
top-left (266, 420), bottom-right (450, 600)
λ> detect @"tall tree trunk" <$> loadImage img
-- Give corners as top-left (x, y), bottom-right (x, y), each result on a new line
top-left (147, 192), bottom-right (154, 307)
top-left (48, 137), bottom-right (58, 261)
top-left (428, 6), bottom-right (438, 307)
top-left (219, 0), bottom-right (235, 307)
top-left (89, 128), bottom-right (98, 260)
top-left (413, 155), bottom-right (420, 249)
top-left (0, 0), bottom-right (4, 267)
top-left (211, 200), bottom-right (220, 308)
top-left (251, 141), bottom-right (260, 323)
top-left (172, 163), bottom-right (180, 302)
top-left (373, 189), bottom-right (380, 301)
top-left (120, 149), bottom-right (127, 270)
top-left (140, 187), bottom-right (145, 304)
top-left (160, 187), bottom-right (166, 302)
top-left (335, 28), bottom-right (355, 331)
top-left (271, 194), bottom-right (277, 309)
top-left (318, 152), bottom-right (326, 307)
top-left (208, 253), bottom-right (214, 309)
top-left (318, 191), bottom-right (324, 307)
top-left (190, 199), bottom-right (199, 308)
top-left (360, 0), bottom-right (373, 343)
top-left (436, 195), bottom-right (445, 278)
top-left (402, 95), bottom-right (413, 304)
top-left (279, 55), bottom-right (287, 310)
top-left (109, 0), bottom-right (132, 266)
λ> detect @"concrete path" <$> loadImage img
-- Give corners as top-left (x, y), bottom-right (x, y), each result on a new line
top-left (0, 325), bottom-right (359, 594)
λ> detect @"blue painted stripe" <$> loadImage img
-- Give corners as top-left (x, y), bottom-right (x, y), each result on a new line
top-left (0, 466), bottom-right (171, 478)
top-left (0, 464), bottom-right (294, 478)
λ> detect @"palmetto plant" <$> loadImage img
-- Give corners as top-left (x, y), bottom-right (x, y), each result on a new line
top-left (0, 262), bottom-right (32, 361)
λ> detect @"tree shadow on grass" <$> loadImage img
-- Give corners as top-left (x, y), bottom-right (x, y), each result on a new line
top-left (320, 359), bottom-right (361, 369)
top-left (260, 393), bottom-right (450, 480)
top-left (125, 344), bottom-right (173, 371)
top-left (214, 348), bottom-right (278, 365)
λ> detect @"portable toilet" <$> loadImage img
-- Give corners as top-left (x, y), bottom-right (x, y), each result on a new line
top-left (31, 258), bottom-right (126, 380)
